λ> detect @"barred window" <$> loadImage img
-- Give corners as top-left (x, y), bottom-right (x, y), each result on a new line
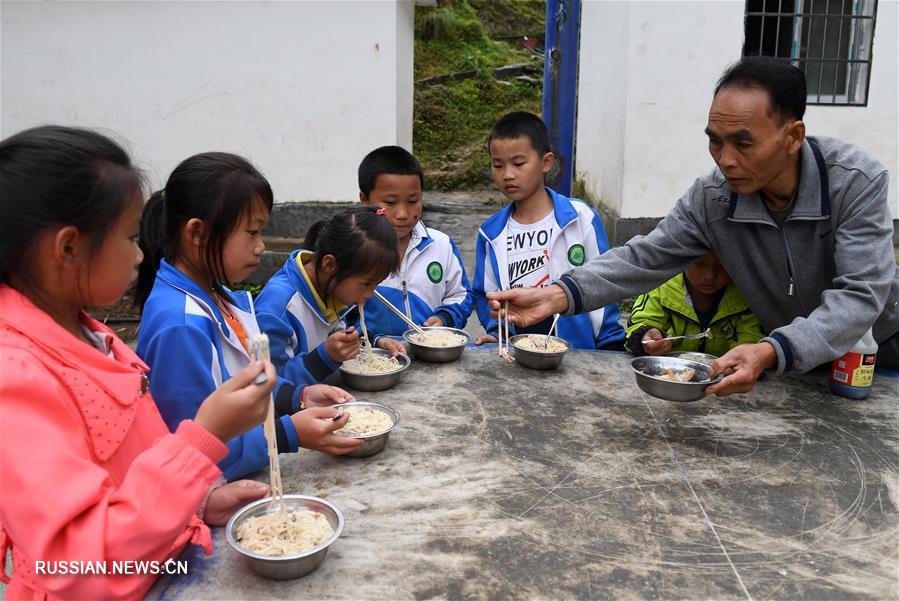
top-left (744, 0), bottom-right (878, 106)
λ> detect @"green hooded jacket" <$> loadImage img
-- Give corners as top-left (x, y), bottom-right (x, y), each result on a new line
top-left (625, 273), bottom-right (764, 357)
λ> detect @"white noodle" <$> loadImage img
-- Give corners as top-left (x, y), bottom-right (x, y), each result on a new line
top-left (358, 303), bottom-right (372, 356)
top-left (248, 334), bottom-right (285, 518)
top-left (342, 353), bottom-right (402, 374)
top-left (409, 330), bottom-right (466, 347)
top-left (513, 335), bottom-right (567, 353)
top-left (236, 509), bottom-right (334, 556)
top-left (334, 406), bottom-right (393, 436)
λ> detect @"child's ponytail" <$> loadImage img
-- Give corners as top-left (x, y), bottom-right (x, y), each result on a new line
top-left (305, 207), bottom-right (399, 285)
top-left (133, 191), bottom-right (167, 310)
top-left (132, 152), bottom-right (273, 312)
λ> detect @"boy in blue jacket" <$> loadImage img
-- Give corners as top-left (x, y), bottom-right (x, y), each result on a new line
top-left (355, 146), bottom-right (473, 352)
top-left (473, 112), bottom-right (625, 350)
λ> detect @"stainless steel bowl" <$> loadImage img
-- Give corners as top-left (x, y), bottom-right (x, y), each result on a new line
top-left (334, 401), bottom-right (400, 458)
top-left (667, 351), bottom-right (719, 366)
top-left (226, 494), bottom-right (344, 580)
top-left (339, 349), bottom-right (410, 392)
top-left (509, 334), bottom-right (571, 370)
top-left (402, 327), bottom-right (470, 363)
top-left (630, 356), bottom-right (722, 402)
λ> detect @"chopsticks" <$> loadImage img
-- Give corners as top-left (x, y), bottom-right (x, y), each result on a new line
top-left (372, 290), bottom-right (428, 337)
top-left (497, 300), bottom-right (513, 362)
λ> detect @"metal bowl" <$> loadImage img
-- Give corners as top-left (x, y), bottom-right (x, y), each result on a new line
top-left (226, 494), bottom-right (344, 580)
top-left (667, 350), bottom-right (718, 366)
top-left (339, 349), bottom-right (410, 392)
top-left (630, 356), bottom-right (722, 402)
top-left (402, 327), bottom-right (470, 363)
top-left (509, 334), bottom-right (571, 370)
top-left (334, 401), bottom-right (400, 458)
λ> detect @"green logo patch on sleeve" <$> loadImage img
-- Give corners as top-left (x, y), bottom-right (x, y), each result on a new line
top-left (567, 244), bottom-right (585, 266)
top-left (427, 261), bottom-right (444, 283)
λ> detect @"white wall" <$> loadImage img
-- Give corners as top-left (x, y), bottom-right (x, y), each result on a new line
top-left (577, 0), bottom-right (899, 219)
top-left (1, 1), bottom-right (416, 203)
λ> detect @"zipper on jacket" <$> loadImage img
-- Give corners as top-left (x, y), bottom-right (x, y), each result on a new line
top-left (778, 223), bottom-right (807, 315)
top-left (402, 279), bottom-right (412, 319)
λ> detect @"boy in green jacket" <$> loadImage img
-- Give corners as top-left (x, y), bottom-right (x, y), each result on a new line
top-left (625, 251), bottom-right (763, 357)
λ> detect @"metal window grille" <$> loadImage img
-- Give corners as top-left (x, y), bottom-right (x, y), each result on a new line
top-left (744, 0), bottom-right (878, 105)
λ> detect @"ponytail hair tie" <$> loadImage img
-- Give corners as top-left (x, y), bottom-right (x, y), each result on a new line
top-left (376, 208), bottom-right (386, 215)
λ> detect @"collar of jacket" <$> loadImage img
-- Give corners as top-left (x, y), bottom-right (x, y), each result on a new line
top-left (156, 259), bottom-right (252, 320)
top-left (283, 249), bottom-right (355, 326)
top-left (411, 221), bottom-right (435, 252)
top-left (480, 187), bottom-right (579, 240)
top-left (727, 137), bottom-right (830, 224)
top-left (658, 273), bottom-right (752, 322)
top-left (0, 285), bottom-right (149, 460)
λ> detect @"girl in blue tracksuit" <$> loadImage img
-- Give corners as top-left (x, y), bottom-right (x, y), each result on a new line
top-left (354, 146), bottom-right (473, 353)
top-left (135, 153), bottom-right (362, 481)
top-left (254, 207), bottom-right (400, 384)
top-left (473, 188), bottom-right (626, 349)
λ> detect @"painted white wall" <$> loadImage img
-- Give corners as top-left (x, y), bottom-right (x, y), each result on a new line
top-left (577, 0), bottom-right (899, 219)
top-left (1, 1), bottom-right (416, 203)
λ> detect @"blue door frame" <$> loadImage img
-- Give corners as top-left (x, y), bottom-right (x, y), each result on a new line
top-left (542, 0), bottom-right (581, 196)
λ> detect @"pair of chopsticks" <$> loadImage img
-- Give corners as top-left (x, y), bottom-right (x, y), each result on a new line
top-left (497, 301), bottom-right (513, 362)
top-left (372, 290), bottom-right (428, 337)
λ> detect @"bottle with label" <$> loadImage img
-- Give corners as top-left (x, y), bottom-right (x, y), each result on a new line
top-left (829, 328), bottom-right (878, 399)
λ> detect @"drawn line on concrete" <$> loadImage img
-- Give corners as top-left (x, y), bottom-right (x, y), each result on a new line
top-left (517, 450), bottom-right (600, 519)
top-left (640, 395), bottom-right (754, 601)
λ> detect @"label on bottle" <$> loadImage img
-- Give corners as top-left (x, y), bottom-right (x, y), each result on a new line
top-left (831, 352), bottom-right (877, 387)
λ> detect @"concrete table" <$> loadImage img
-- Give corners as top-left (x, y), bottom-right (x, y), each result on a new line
top-left (150, 347), bottom-right (899, 600)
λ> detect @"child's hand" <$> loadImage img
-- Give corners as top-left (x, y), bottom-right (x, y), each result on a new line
top-left (423, 316), bottom-right (445, 327)
top-left (326, 327), bottom-right (361, 363)
top-left (203, 480), bottom-right (270, 526)
top-left (376, 337), bottom-right (406, 357)
top-left (195, 361), bottom-right (277, 442)
top-left (475, 334), bottom-right (498, 346)
top-left (291, 407), bottom-right (365, 455)
top-left (302, 384), bottom-right (354, 408)
top-left (641, 328), bottom-right (673, 356)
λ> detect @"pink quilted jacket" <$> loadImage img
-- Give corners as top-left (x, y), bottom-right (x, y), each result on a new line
top-left (0, 286), bottom-right (228, 600)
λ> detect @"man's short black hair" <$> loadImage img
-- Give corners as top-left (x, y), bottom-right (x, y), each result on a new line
top-left (715, 57), bottom-right (807, 122)
top-left (358, 146), bottom-right (424, 196)
top-left (489, 111), bottom-right (552, 155)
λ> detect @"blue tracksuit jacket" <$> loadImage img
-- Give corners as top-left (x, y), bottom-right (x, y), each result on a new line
top-left (472, 187), bottom-right (626, 349)
top-left (136, 259), bottom-right (302, 480)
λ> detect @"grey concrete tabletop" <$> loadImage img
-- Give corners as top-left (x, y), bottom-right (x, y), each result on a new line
top-left (149, 346), bottom-right (899, 600)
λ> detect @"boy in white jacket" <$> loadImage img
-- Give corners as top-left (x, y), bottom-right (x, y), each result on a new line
top-left (355, 146), bottom-right (473, 353)
top-left (473, 112), bottom-right (625, 350)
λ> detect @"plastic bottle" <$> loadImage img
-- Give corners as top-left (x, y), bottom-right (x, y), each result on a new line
top-left (829, 328), bottom-right (878, 399)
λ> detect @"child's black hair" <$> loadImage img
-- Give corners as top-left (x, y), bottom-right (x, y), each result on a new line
top-left (358, 146), bottom-right (424, 197)
top-left (488, 111), bottom-right (552, 156)
top-left (134, 152), bottom-right (273, 310)
top-left (303, 207), bottom-right (399, 286)
top-left (0, 125), bottom-right (143, 290)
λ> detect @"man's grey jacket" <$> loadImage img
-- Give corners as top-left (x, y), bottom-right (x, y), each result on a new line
top-left (558, 136), bottom-right (898, 373)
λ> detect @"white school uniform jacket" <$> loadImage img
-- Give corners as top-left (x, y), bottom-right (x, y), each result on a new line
top-left (136, 259), bottom-right (303, 481)
top-left (354, 221), bottom-right (473, 339)
top-left (472, 187), bottom-right (625, 349)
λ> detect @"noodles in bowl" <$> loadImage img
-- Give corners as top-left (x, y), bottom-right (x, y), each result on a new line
top-left (342, 353), bottom-right (403, 375)
top-left (237, 508), bottom-right (334, 556)
top-left (334, 405), bottom-right (394, 437)
top-left (512, 334), bottom-right (568, 353)
top-left (408, 329), bottom-right (467, 347)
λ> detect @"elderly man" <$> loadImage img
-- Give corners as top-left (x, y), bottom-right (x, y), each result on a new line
top-left (489, 57), bottom-right (899, 395)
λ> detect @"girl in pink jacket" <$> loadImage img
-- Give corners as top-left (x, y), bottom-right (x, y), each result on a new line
top-left (0, 126), bottom-right (278, 600)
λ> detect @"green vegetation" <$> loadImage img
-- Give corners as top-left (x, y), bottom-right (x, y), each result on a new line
top-left (414, 0), bottom-right (545, 190)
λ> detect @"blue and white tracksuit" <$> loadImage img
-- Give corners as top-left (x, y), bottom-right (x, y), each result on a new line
top-left (255, 250), bottom-right (353, 385)
top-left (136, 260), bottom-right (302, 481)
top-left (354, 221), bottom-right (473, 340)
top-left (472, 187), bottom-right (626, 349)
